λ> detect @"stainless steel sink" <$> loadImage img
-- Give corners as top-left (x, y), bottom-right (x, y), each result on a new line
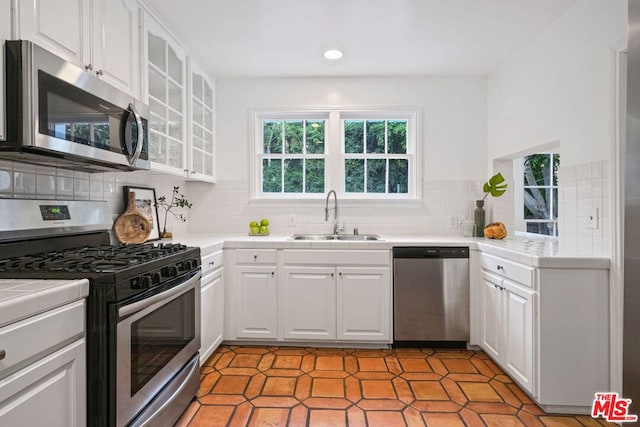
top-left (290, 234), bottom-right (381, 241)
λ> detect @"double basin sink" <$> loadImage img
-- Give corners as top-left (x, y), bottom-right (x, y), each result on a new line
top-left (291, 234), bottom-right (381, 241)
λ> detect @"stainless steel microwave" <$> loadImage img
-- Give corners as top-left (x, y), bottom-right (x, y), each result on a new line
top-left (1, 40), bottom-right (149, 172)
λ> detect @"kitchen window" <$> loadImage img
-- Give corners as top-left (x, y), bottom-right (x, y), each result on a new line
top-left (522, 153), bottom-right (559, 236)
top-left (252, 109), bottom-right (418, 200)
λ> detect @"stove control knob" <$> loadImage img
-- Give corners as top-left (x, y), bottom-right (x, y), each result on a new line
top-left (140, 275), bottom-right (152, 289)
top-left (163, 266), bottom-right (178, 277)
top-left (183, 260), bottom-right (193, 270)
top-left (151, 271), bottom-right (162, 284)
top-left (130, 277), bottom-right (141, 289)
top-left (191, 258), bottom-right (200, 268)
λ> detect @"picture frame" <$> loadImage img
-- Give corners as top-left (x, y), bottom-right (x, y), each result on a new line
top-left (123, 186), bottom-right (161, 242)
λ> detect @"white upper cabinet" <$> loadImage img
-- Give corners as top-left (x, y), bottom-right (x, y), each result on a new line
top-left (142, 11), bottom-right (188, 175)
top-left (91, 0), bottom-right (140, 96)
top-left (16, 0), bottom-right (140, 98)
top-left (187, 58), bottom-right (216, 182)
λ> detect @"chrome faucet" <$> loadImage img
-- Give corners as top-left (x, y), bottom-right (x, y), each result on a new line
top-left (325, 190), bottom-right (343, 235)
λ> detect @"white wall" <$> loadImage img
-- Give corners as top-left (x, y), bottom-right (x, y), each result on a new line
top-left (217, 77), bottom-right (487, 181)
top-left (487, 0), bottom-right (626, 255)
top-left (188, 76), bottom-right (490, 235)
top-left (487, 0), bottom-right (626, 166)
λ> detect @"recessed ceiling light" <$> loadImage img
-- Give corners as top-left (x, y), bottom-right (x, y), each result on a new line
top-left (324, 49), bottom-right (343, 60)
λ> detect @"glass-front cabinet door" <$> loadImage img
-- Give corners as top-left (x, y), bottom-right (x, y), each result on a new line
top-left (143, 12), bottom-right (187, 175)
top-left (187, 59), bottom-right (215, 182)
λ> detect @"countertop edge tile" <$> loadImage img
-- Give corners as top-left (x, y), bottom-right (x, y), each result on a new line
top-left (171, 233), bottom-right (610, 269)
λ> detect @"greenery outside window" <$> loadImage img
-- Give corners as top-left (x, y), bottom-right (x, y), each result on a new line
top-left (523, 153), bottom-right (559, 236)
top-left (253, 109), bottom-right (418, 200)
top-left (343, 118), bottom-right (410, 195)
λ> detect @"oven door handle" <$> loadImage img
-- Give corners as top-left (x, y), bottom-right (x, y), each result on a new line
top-left (128, 103), bottom-right (144, 166)
top-left (118, 271), bottom-right (201, 319)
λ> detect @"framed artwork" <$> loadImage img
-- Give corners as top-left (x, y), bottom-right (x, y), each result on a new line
top-left (123, 186), bottom-right (161, 241)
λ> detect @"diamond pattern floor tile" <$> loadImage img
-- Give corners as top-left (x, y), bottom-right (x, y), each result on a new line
top-left (175, 346), bottom-right (617, 426)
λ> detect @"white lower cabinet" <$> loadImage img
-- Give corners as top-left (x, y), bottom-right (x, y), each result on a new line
top-left (235, 265), bottom-right (278, 339)
top-left (281, 267), bottom-right (336, 340)
top-left (481, 271), bottom-right (535, 395)
top-left (337, 267), bottom-right (390, 341)
top-left (200, 249), bottom-right (224, 365)
top-left (226, 248), bottom-right (392, 344)
top-left (0, 340), bottom-right (85, 427)
top-left (0, 300), bottom-right (86, 427)
top-left (478, 252), bottom-right (610, 413)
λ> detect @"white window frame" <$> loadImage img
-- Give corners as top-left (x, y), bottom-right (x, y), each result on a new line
top-left (514, 153), bottom-right (559, 236)
top-left (250, 107), bottom-right (420, 202)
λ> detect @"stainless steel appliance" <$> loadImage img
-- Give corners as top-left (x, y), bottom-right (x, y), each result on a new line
top-left (2, 40), bottom-right (149, 172)
top-left (393, 247), bottom-right (469, 345)
top-left (0, 199), bottom-right (200, 427)
top-left (625, 0), bottom-right (640, 412)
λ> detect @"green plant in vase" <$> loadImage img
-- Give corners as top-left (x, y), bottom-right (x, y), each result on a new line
top-left (475, 173), bottom-right (508, 237)
top-left (156, 186), bottom-right (192, 238)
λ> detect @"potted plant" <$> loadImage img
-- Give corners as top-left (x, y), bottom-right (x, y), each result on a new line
top-left (156, 186), bottom-right (192, 238)
top-left (475, 173), bottom-right (508, 237)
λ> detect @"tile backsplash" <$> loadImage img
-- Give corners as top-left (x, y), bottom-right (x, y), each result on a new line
top-left (0, 160), bottom-right (189, 237)
top-left (187, 179), bottom-right (492, 236)
top-left (558, 160), bottom-right (610, 256)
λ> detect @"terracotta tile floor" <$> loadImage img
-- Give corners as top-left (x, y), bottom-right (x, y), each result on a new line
top-left (176, 346), bottom-right (614, 426)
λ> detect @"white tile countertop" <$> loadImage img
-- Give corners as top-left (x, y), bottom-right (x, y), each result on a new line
top-left (0, 279), bottom-right (90, 328)
top-left (175, 233), bottom-right (610, 269)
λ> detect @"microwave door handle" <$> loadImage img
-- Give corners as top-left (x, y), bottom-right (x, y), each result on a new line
top-left (128, 103), bottom-right (144, 166)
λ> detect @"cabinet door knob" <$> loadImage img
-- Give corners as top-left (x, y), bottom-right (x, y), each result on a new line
top-left (254, 255), bottom-right (258, 261)
top-left (497, 265), bottom-right (504, 271)
top-left (331, 272), bottom-right (334, 278)
top-left (339, 272), bottom-right (342, 277)
top-left (271, 271), bottom-right (275, 277)
top-left (96, 69), bottom-right (104, 76)
top-left (0, 349), bottom-right (5, 361)
top-left (209, 261), bottom-right (215, 266)
top-left (84, 63), bottom-right (93, 71)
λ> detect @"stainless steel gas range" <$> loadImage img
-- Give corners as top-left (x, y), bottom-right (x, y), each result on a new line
top-left (0, 199), bottom-right (201, 427)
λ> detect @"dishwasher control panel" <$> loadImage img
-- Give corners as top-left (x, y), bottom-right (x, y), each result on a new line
top-left (392, 247), bottom-right (469, 258)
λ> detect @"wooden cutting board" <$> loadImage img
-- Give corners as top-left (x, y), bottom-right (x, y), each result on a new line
top-left (114, 192), bottom-right (152, 243)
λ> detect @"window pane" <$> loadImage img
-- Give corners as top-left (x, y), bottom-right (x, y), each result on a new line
top-left (524, 154), bottom-right (551, 186)
top-left (367, 159), bottom-right (386, 193)
top-left (388, 159), bottom-right (408, 193)
top-left (553, 188), bottom-right (558, 219)
top-left (148, 33), bottom-right (166, 71)
top-left (305, 159), bottom-right (325, 193)
top-left (263, 121), bottom-right (282, 154)
top-left (388, 120), bottom-right (407, 154)
top-left (526, 222), bottom-right (556, 236)
top-left (94, 123), bottom-right (110, 148)
top-left (168, 80), bottom-right (182, 111)
top-left (167, 138), bottom-right (182, 168)
top-left (168, 45), bottom-right (182, 83)
top-left (344, 120), bottom-right (364, 153)
top-left (192, 74), bottom-right (203, 101)
top-left (553, 154), bottom-right (560, 186)
top-left (149, 132), bottom-right (166, 162)
top-left (262, 159), bottom-right (282, 192)
top-left (345, 159), bottom-right (364, 192)
top-left (284, 159), bottom-right (303, 192)
top-left (366, 120), bottom-right (385, 154)
top-left (524, 188), bottom-right (550, 219)
top-left (306, 121), bottom-right (325, 154)
top-left (168, 110), bottom-right (182, 139)
top-left (285, 121), bottom-right (303, 154)
top-left (148, 67), bottom-right (165, 103)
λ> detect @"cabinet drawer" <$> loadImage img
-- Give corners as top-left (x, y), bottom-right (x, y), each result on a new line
top-left (480, 253), bottom-right (533, 287)
top-left (202, 250), bottom-right (223, 277)
top-left (0, 300), bottom-right (85, 379)
top-left (282, 250), bottom-right (390, 266)
top-left (235, 249), bottom-right (277, 265)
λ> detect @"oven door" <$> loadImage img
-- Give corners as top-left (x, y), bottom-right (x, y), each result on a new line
top-left (115, 271), bottom-right (201, 427)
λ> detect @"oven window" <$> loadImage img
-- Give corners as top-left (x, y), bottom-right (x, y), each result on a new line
top-left (130, 289), bottom-right (195, 395)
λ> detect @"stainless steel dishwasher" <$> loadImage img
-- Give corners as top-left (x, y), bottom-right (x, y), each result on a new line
top-left (393, 247), bottom-right (469, 346)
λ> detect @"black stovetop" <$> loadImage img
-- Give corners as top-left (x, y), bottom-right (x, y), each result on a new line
top-left (0, 242), bottom-right (189, 274)
top-left (0, 242), bottom-right (201, 301)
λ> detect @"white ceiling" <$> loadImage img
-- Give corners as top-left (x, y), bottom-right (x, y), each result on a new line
top-left (144, 0), bottom-right (578, 78)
